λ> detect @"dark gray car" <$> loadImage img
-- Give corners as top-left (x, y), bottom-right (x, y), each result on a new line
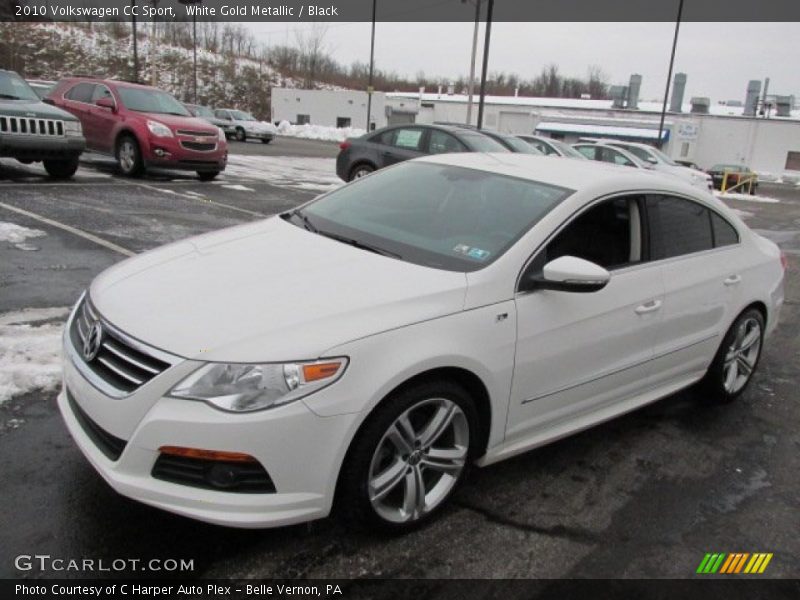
top-left (185, 103), bottom-right (235, 138)
top-left (336, 124), bottom-right (509, 182)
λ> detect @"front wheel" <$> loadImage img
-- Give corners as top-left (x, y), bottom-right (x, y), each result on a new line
top-left (43, 157), bottom-right (79, 179)
top-left (339, 379), bottom-right (478, 532)
top-left (197, 171), bottom-right (220, 181)
top-left (261, 137), bottom-right (272, 144)
top-left (116, 135), bottom-right (144, 177)
top-left (700, 308), bottom-right (765, 404)
top-left (235, 128), bottom-right (246, 142)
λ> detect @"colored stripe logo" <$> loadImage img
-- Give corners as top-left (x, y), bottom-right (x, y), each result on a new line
top-left (696, 552), bottom-right (773, 574)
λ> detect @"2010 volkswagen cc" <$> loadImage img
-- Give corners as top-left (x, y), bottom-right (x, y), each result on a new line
top-left (59, 154), bottom-right (785, 531)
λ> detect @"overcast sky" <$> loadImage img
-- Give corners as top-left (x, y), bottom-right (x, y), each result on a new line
top-left (246, 22), bottom-right (800, 102)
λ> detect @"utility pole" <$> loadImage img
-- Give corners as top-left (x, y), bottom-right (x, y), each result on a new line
top-left (365, 0), bottom-right (377, 131)
top-left (465, 0), bottom-right (481, 126)
top-left (476, 0), bottom-right (493, 130)
top-left (656, 0), bottom-right (684, 149)
top-left (178, 0), bottom-right (201, 103)
top-left (131, 0), bottom-right (139, 82)
top-left (150, 0), bottom-right (160, 86)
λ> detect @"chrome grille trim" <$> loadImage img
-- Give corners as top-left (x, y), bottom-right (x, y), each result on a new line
top-left (176, 129), bottom-right (217, 137)
top-left (0, 115), bottom-right (65, 136)
top-left (179, 141), bottom-right (217, 152)
top-left (66, 293), bottom-right (181, 398)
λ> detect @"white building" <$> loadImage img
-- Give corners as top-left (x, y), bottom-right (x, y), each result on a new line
top-left (271, 88), bottom-right (387, 131)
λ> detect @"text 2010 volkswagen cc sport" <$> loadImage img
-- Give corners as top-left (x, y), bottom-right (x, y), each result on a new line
top-left (59, 153), bottom-right (785, 531)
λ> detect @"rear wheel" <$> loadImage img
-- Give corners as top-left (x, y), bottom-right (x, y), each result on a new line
top-left (339, 379), bottom-right (478, 532)
top-left (43, 157), bottom-right (79, 179)
top-left (197, 171), bottom-right (220, 181)
top-left (700, 308), bottom-right (764, 404)
top-left (116, 135), bottom-right (144, 177)
top-left (348, 163), bottom-right (374, 181)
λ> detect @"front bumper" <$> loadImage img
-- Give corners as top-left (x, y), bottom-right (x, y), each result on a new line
top-left (59, 315), bottom-right (358, 528)
top-left (0, 133), bottom-right (85, 160)
top-left (141, 135), bottom-right (227, 173)
top-left (244, 129), bottom-right (274, 140)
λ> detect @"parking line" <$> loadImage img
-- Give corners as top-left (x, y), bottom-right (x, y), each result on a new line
top-left (130, 182), bottom-right (269, 218)
top-left (0, 201), bottom-right (135, 257)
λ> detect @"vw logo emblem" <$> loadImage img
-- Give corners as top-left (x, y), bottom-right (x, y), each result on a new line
top-left (83, 321), bottom-right (103, 362)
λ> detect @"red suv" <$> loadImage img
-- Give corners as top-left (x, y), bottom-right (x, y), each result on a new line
top-left (48, 78), bottom-right (227, 180)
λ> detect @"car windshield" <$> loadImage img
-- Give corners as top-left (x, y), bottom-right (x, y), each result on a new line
top-left (0, 71), bottom-right (40, 101)
top-left (550, 139), bottom-right (587, 159)
top-left (191, 104), bottom-right (214, 118)
top-left (231, 110), bottom-right (256, 121)
top-left (459, 132), bottom-right (510, 153)
top-left (294, 162), bottom-right (572, 272)
top-left (118, 87), bottom-right (190, 116)
top-left (501, 135), bottom-right (541, 153)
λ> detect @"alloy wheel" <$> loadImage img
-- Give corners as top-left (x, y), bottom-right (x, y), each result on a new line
top-left (723, 317), bottom-right (762, 394)
top-left (118, 141), bottom-right (136, 172)
top-left (367, 398), bottom-right (468, 524)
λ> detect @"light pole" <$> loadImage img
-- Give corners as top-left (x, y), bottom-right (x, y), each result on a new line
top-left (465, 0), bottom-right (481, 126)
top-left (365, 0), bottom-right (377, 131)
top-left (150, 0), bottom-right (160, 86)
top-left (130, 0), bottom-right (139, 82)
top-left (476, 0), bottom-right (493, 130)
top-left (179, 0), bottom-right (201, 103)
top-left (656, 0), bottom-right (684, 149)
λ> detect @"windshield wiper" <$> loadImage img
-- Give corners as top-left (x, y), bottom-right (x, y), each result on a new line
top-left (316, 230), bottom-right (402, 259)
top-left (0, 93), bottom-right (23, 100)
top-left (286, 208), bottom-right (318, 233)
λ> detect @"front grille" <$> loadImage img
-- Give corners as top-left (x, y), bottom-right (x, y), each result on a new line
top-left (70, 297), bottom-right (172, 395)
top-left (176, 129), bottom-right (216, 137)
top-left (180, 141), bottom-right (217, 152)
top-left (0, 115), bottom-right (64, 136)
top-left (67, 390), bottom-right (127, 461)
top-left (152, 454), bottom-right (276, 493)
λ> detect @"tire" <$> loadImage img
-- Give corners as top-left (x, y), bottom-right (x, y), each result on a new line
top-left (43, 157), bottom-right (79, 179)
top-left (197, 171), bottom-right (220, 182)
top-left (116, 135), bottom-right (144, 177)
top-left (338, 379), bottom-right (479, 532)
top-left (235, 128), bottom-right (246, 142)
top-left (261, 138), bottom-right (271, 144)
top-left (699, 308), bottom-right (765, 404)
top-left (348, 163), bottom-right (374, 181)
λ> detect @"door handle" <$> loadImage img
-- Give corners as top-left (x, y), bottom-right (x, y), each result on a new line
top-left (635, 300), bottom-right (662, 314)
top-left (724, 274), bottom-right (742, 286)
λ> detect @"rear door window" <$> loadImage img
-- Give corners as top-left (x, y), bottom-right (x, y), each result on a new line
top-left (391, 128), bottom-right (425, 150)
top-left (646, 195), bottom-right (713, 259)
top-left (711, 212), bottom-right (740, 247)
top-left (428, 130), bottom-right (467, 154)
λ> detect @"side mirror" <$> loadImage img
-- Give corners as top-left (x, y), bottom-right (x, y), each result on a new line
top-left (645, 156), bottom-right (658, 164)
top-left (95, 97), bottom-right (116, 111)
top-left (526, 256), bottom-right (610, 293)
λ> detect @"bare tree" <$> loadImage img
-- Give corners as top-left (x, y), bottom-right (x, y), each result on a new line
top-left (295, 23), bottom-right (328, 89)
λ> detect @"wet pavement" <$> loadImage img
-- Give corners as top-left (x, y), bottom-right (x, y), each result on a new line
top-left (0, 145), bottom-right (798, 580)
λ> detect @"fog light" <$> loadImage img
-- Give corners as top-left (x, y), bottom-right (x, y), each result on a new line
top-left (153, 148), bottom-right (170, 158)
top-left (206, 463), bottom-right (239, 489)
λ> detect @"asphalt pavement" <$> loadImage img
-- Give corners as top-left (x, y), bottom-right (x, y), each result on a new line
top-left (0, 141), bottom-right (798, 580)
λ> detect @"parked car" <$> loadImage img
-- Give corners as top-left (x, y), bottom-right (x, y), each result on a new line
top-left (517, 134), bottom-right (588, 159)
top-left (213, 108), bottom-right (275, 143)
top-left (59, 153), bottom-right (785, 531)
top-left (707, 163), bottom-right (758, 194)
top-left (336, 123), bottom-right (509, 181)
top-left (602, 140), bottom-right (713, 191)
top-left (472, 130), bottom-right (543, 154)
top-left (573, 142), bottom-right (654, 170)
top-left (25, 79), bottom-right (57, 100)
top-left (184, 103), bottom-right (235, 138)
top-left (49, 78), bottom-right (227, 180)
top-left (0, 70), bottom-right (85, 178)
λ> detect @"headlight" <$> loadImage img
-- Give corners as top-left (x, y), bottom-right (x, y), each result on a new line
top-left (169, 358), bottom-right (348, 412)
top-left (147, 120), bottom-right (173, 138)
top-left (64, 121), bottom-right (82, 137)
top-left (218, 127), bottom-right (226, 141)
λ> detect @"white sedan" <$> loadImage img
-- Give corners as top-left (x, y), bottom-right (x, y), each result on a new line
top-left (58, 153), bottom-right (785, 531)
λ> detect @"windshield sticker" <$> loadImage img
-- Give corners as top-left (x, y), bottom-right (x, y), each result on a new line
top-left (453, 244), bottom-right (471, 255)
top-left (453, 244), bottom-right (490, 261)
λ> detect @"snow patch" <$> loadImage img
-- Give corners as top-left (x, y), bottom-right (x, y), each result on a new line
top-left (715, 191), bottom-right (780, 204)
top-left (221, 184), bottom-right (256, 192)
top-left (0, 222), bottom-right (47, 251)
top-left (0, 307), bottom-right (69, 404)
top-left (224, 155), bottom-right (341, 193)
top-left (276, 120), bottom-right (365, 143)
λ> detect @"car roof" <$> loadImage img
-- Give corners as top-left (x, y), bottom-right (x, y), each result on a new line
top-left (415, 152), bottom-right (689, 193)
top-left (56, 77), bottom-right (164, 91)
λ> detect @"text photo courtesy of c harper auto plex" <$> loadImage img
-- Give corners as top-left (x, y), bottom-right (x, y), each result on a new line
top-left (1, 0), bottom-right (799, 598)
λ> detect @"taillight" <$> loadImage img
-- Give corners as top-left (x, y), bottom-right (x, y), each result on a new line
top-left (780, 251), bottom-right (788, 271)
top-left (339, 141), bottom-right (351, 151)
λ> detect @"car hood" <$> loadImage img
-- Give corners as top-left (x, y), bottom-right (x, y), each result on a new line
top-left (0, 99), bottom-right (79, 121)
top-left (90, 218), bottom-right (467, 362)
top-left (140, 112), bottom-right (218, 134)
